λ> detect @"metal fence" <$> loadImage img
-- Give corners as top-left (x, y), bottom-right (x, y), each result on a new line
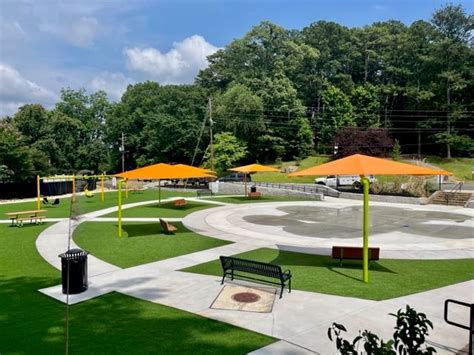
top-left (228, 181), bottom-right (340, 197)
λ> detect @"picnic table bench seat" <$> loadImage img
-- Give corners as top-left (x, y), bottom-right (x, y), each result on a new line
top-left (332, 246), bottom-right (380, 267)
top-left (220, 256), bottom-right (292, 298)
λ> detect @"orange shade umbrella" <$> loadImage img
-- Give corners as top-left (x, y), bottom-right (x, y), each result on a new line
top-left (229, 163), bottom-right (279, 173)
top-left (116, 163), bottom-right (215, 180)
top-left (289, 154), bottom-right (452, 177)
top-left (229, 163), bottom-right (279, 196)
top-left (174, 164), bottom-right (216, 175)
top-left (288, 154), bottom-right (452, 283)
top-left (114, 163), bottom-right (214, 237)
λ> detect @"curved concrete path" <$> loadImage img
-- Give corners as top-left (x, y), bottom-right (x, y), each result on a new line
top-left (35, 196), bottom-right (474, 354)
top-left (183, 198), bottom-right (474, 259)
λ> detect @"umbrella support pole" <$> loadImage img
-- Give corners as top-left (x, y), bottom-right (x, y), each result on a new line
top-left (362, 177), bottom-right (369, 283)
top-left (118, 179), bottom-right (123, 237)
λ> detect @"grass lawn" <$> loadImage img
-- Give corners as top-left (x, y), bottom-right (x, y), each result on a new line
top-left (74, 222), bottom-right (231, 268)
top-left (0, 189), bottom-right (196, 220)
top-left (0, 223), bottom-right (275, 354)
top-left (103, 200), bottom-right (214, 218)
top-left (252, 155), bottom-right (330, 184)
top-left (208, 195), bottom-right (315, 204)
top-left (182, 248), bottom-right (474, 301)
top-left (425, 156), bottom-right (473, 181)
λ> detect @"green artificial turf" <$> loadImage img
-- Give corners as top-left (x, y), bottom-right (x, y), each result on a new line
top-left (73, 222), bottom-right (231, 268)
top-left (0, 189), bottom-right (195, 220)
top-left (182, 248), bottom-right (474, 301)
top-left (0, 224), bottom-right (275, 354)
top-left (103, 200), bottom-right (214, 218)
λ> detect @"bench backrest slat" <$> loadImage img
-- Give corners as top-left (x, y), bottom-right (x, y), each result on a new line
top-left (220, 256), bottom-right (283, 279)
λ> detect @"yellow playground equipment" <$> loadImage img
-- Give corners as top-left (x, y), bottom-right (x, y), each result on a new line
top-left (84, 186), bottom-right (94, 198)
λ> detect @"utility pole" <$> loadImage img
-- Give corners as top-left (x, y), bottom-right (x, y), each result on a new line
top-left (209, 98), bottom-right (215, 172)
top-left (119, 132), bottom-right (125, 172)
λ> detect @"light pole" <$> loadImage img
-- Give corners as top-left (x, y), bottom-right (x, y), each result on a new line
top-left (119, 132), bottom-right (125, 172)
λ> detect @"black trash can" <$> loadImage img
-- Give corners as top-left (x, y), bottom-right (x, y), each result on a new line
top-left (59, 248), bottom-right (89, 294)
top-left (250, 185), bottom-right (257, 193)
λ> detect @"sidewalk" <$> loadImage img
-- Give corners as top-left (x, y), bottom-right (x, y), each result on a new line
top-left (36, 198), bottom-right (473, 354)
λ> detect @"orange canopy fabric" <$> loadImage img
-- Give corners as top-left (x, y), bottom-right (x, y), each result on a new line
top-left (289, 154), bottom-right (452, 177)
top-left (229, 163), bottom-right (279, 173)
top-left (174, 164), bottom-right (216, 175)
top-left (115, 163), bottom-right (215, 180)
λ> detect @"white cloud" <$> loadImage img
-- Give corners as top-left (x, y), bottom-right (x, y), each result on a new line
top-left (125, 35), bottom-right (219, 84)
top-left (0, 63), bottom-right (57, 116)
top-left (89, 72), bottom-right (135, 101)
top-left (40, 16), bottom-right (100, 48)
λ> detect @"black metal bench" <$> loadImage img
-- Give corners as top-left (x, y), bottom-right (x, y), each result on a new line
top-left (219, 256), bottom-right (292, 298)
top-left (197, 189), bottom-right (213, 198)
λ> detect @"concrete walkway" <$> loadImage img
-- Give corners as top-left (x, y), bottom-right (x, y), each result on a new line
top-left (183, 199), bottom-right (474, 259)
top-left (35, 198), bottom-right (474, 354)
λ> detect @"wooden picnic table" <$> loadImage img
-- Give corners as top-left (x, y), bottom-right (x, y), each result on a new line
top-left (5, 209), bottom-right (48, 226)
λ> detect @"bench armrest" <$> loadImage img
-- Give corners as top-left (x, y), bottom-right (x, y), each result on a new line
top-left (283, 269), bottom-right (292, 276)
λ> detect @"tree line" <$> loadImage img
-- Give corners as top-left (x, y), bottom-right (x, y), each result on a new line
top-left (0, 4), bottom-right (472, 180)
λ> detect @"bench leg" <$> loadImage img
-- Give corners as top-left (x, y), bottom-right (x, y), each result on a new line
top-left (221, 273), bottom-right (226, 285)
top-left (280, 284), bottom-right (284, 299)
top-left (231, 269), bottom-right (234, 281)
top-left (289, 278), bottom-right (292, 293)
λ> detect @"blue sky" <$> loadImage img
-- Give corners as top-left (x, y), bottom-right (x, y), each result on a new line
top-left (0, 0), bottom-right (472, 116)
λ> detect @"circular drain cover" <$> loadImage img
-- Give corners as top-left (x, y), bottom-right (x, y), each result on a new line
top-left (232, 292), bottom-right (261, 303)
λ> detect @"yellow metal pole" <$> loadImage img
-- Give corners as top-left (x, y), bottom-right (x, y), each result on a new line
top-left (125, 179), bottom-right (129, 199)
top-left (36, 175), bottom-right (41, 210)
top-left (72, 175), bottom-right (76, 202)
top-left (118, 179), bottom-right (123, 237)
top-left (101, 174), bottom-right (105, 202)
top-left (362, 176), bottom-right (370, 283)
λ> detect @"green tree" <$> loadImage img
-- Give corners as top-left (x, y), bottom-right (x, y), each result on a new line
top-left (0, 122), bottom-right (34, 181)
top-left (430, 4), bottom-right (473, 158)
top-left (318, 85), bottom-right (355, 149)
top-left (203, 132), bottom-right (247, 174)
top-left (351, 84), bottom-right (380, 128)
top-left (12, 104), bottom-right (49, 144)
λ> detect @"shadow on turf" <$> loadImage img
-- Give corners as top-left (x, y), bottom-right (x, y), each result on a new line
top-left (269, 246), bottom-right (395, 283)
top-left (1, 276), bottom-right (269, 354)
top-left (120, 223), bottom-right (183, 238)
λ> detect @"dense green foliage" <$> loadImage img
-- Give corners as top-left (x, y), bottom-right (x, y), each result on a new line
top-left (183, 247), bottom-right (474, 300)
top-left (1, 5), bottom-right (472, 180)
top-left (0, 223), bottom-right (275, 354)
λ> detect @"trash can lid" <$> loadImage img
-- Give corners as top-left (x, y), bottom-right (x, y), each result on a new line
top-left (58, 248), bottom-right (89, 258)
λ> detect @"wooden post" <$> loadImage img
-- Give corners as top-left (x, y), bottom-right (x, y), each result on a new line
top-left (158, 179), bottom-right (161, 206)
top-left (361, 176), bottom-right (370, 283)
top-left (125, 179), bottom-right (128, 199)
top-left (36, 175), bottom-right (41, 210)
